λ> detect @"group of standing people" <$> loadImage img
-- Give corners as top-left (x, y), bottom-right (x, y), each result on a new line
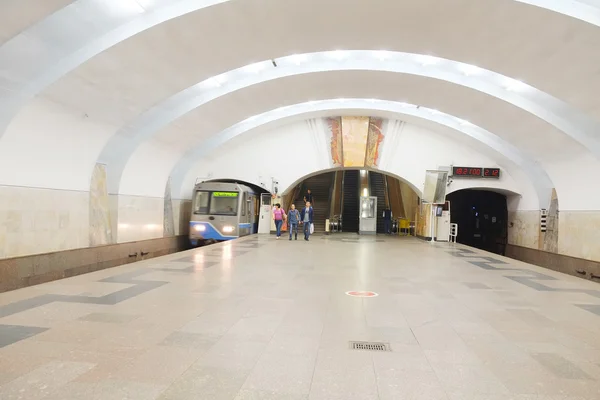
top-left (273, 189), bottom-right (314, 241)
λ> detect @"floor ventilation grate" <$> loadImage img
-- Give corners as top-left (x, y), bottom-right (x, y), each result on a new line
top-left (349, 341), bottom-right (391, 352)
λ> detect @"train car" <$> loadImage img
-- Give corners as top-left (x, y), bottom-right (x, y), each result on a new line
top-left (189, 181), bottom-right (259, 246)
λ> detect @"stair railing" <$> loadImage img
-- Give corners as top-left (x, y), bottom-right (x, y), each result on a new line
top-left (327, 172), bottom-right (336, 219)
top-left (383, 174), bottom-right (391, 209)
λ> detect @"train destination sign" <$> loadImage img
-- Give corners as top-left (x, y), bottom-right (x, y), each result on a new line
top-left (213, 191), bottom-right (239, 197)
top-left (452, 166), bottom-right (500, 179)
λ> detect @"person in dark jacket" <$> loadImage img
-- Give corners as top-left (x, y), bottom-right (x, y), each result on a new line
top-left (287, 204), bottom-right (300, 241)
top-left (383, 208), bottom-right (393, 234)
top-left (300, 201), bottom-right (314, 241)
top-left (304, 189), bottom-right (313, 205)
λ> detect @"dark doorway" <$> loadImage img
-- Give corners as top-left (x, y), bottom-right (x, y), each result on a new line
top-left (446, 190), bottom-right (508, 255)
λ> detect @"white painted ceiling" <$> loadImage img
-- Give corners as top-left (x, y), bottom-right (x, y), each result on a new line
top-left (1, 0), bottom-right (600, 208)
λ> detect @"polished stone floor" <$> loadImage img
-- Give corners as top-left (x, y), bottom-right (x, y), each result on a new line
top-left (0, 234), bottom-right (599, 399)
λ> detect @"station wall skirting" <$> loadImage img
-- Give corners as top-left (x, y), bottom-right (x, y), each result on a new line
top-left (506, 244), bottom-right (600, 283)
top-left (0, 235), bottom-right (190, 293)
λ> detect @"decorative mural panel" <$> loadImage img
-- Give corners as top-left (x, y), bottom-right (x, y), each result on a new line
top-left (325, 116), bottom-right (387, 169)
top-left (365, 117), bottom-right (385, 168)
top-left (326, 117), bottom-right (343, 167)
top-left (341, 116), bottom-right (370, 168)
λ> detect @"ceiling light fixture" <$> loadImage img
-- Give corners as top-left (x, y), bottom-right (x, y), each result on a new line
top-left (288, 54), bottom-right (308, 65)
top-left (372, 50), bottom-right (390, 61)
top-left (212, 73), bottom-right (228, 87)
top-left (458, 64), bottom-right (482, 76)
top-left (245, 62), bottom-right (266, 74)
top-left (503, 78), bottom-right (528, 92)
top-left (416, 55), bottom-right (440, 66)
top-left (329, 50), bottom-right (348, 60)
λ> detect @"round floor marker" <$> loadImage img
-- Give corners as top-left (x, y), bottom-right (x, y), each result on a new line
top-left (346, 291), bottom-right (379, 297)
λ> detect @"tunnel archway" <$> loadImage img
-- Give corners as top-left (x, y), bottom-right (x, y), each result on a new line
top-left (282, 168), bottom-right (420, 234)
top-left (446, 189), bottom-right (510, 255)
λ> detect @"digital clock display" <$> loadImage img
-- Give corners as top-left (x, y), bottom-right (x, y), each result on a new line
top-left (452, 166), bottom-right (482, 177)
top-left (483, 168), bottom-right (500, 178)
top-left (452, 166), bottom-right (501, 179)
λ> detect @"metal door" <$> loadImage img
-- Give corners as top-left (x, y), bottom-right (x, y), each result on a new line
top-left (359, 196), bottom-right (377, 234)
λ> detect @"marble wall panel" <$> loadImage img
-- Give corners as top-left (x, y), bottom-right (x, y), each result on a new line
top-left (0, 186), bottom-right (89, 259)
top-left (89, 163), bottom-right (112, 246)
top-left (558, 211), bottom-right (600, 262)
top-left (163, 177), bottom-right (175, 237)
top-left (541, 188), bottom-right (559, 253)
top-left (507, 210), bottom-right (540, 250)
top-left (116, 195), bottom-right (164, 243)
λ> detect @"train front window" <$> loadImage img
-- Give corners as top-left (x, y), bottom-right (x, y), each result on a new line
top-left (193, 191), bottom-right (210, 214)
top-left (209, 192), bottom-right (238, 215)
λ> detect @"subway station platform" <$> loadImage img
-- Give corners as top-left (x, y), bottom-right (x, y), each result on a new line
top-left (0, 235), bottom-right (599, 400)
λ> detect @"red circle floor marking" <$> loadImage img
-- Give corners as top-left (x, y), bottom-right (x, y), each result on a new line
top-left (345, 291), bottom-right (379, 297)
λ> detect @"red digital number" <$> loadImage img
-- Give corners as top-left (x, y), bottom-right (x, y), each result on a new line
top-left (493, 169), bottom-right (499, 176)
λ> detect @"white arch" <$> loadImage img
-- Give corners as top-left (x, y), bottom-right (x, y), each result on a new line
top-left (0, 0), bottom-right (598, 139)
top-left (280, 166), bottom-right (423, 198)
top-left (169, 98), bottom-right (553, 208)
top-left (100, 50), bottom-right (600, 196)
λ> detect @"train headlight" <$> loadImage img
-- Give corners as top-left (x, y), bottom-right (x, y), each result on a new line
top-left (194, 224), bottom-right (206, 232)
top-left (222, 225), bottom-right (234, 233)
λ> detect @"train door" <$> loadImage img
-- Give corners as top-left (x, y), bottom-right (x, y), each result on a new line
top-left (239, 192), bottom-right (249, 237)
top-left (258, 193), bottom-right (272, 234)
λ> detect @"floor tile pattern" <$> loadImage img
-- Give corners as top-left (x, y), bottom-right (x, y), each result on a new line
top-left (0, 235), bottom-right (599, 399)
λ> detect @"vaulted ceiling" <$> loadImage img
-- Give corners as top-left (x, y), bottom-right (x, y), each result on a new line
top-left (1, 0), bottom-right (599, 209)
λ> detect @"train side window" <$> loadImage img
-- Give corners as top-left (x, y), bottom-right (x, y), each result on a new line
top-left (241, 193), bottom-right (246, 216)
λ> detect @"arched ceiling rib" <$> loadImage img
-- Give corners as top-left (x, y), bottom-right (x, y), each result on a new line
top-left (99, 50), bottom-right (599, 196)
top-left (168, 99), bottom-right (553, 208)
top-left (516, 0), bottom-right (600, 26)
top-left (0, 0), bottom-right (76, 44)
top-left (1, 0), bottom-right (600, 140)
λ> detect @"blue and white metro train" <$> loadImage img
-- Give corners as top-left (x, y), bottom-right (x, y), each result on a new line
top-left (189, 181), bottom-right (260, 246)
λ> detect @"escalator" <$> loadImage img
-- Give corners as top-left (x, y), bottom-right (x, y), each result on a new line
top-left (341, 170), bottom-right (360, 232)
top-left (369, 171), bottom-right (388, 233)
top-left (293, 172), bottom-right (334, 233)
